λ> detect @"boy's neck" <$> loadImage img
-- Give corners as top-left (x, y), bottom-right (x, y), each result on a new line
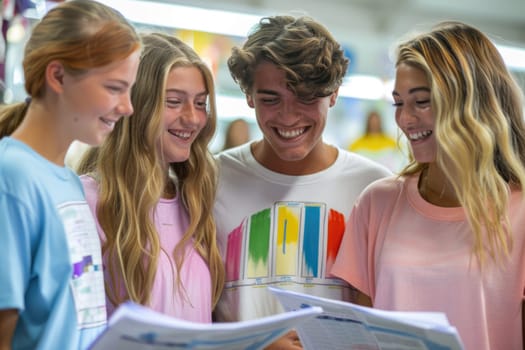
top-left (251, 140), bottom-right (338, 175)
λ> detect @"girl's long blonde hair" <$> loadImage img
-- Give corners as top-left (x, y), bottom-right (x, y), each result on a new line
top-left (396, 21), bottom-right (525, 264)
top-left (77, 33), bottom-right (224, 308)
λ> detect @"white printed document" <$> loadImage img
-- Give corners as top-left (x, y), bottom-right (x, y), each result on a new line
top-left (89, 301), bottom-right (323, 350)
top-left (269, 287), bottom-right (465, 350)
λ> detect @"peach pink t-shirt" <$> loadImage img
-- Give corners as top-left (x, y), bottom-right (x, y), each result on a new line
top-left (80, 175), bottom-right (212, 323)
top-left (332, 174), bottom-right (525, 350)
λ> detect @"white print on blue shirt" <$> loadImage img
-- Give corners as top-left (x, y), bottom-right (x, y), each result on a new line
top-left (58, 201), bottom-right (107, 329)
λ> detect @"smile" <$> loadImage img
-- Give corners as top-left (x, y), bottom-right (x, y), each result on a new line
top-left (100, 117), bottom-right (116, 127)
top-left (276, 127), bottom-right (306, 139)
top-left (408, 130), bottom-right (432, 141)
top-left (168, 130), bottom-right (192, 140)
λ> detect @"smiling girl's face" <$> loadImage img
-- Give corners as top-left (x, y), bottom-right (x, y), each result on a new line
top-left (392, 63), bottom-right (436, 163)
top-left (161, 66), bottom-right (208, 164)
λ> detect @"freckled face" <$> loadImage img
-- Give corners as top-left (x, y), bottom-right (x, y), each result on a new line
top-left (161, 66), bottom-right (208, 164)
top-left (393, 63), bottom-right (436, 163)
top-left (247, 61), bottom-right (337, 164)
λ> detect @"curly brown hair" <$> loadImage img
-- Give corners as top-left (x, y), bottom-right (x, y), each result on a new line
top-left (227, 15), bottom-right (349, 99)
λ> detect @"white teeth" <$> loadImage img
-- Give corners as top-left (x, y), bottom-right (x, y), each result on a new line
top-left (277, 127), bottom-right (305, 139)
top-left (409, 130), bottom-right (432, 141)
top-left (171, 130), bottom-right (191, 140)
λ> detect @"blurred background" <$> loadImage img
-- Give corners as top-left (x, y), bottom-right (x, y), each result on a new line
top-left (1, 0), bottom-right (524, 171)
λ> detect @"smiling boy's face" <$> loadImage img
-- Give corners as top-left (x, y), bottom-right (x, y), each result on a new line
top-left (246, 61), bottom-right (337, 172)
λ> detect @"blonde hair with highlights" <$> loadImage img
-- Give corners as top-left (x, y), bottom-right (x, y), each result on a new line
top-left (77, 33), bottom-right (224, 308)
top-left (396, 21), bottom-right (525, 263)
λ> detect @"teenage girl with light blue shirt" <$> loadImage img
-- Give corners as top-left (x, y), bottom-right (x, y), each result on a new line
top-left (0, 1), bottom-right (141, 349)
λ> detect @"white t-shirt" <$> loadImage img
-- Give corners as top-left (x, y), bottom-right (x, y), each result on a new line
top-left (214, 142), bottom-right (391, 321)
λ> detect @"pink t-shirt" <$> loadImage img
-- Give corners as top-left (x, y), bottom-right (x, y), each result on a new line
top-left (332, 175), bottom-right (525, 350)
top-left (80, 175), bottom-right (212, 323)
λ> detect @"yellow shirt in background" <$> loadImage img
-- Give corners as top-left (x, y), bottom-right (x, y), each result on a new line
top-left (349, 133), bottom-right (397, 152)
top-left (348, 134), bottom-right (405, 172)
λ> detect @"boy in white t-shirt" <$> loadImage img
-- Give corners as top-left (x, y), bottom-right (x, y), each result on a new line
top-left (213, 15), bottom-right (391, 349)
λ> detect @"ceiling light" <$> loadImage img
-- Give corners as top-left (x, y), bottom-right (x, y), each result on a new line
top-left (339, 75), bottom-right (387, 100)
top-left (103, 0), bottom-right (263, 37)
top-left (496, 45), bottom-right (525, 72)
top-left (216, 95), bottom-right (255, 119)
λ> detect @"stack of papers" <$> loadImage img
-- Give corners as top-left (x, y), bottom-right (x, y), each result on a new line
top-left (90, 288), bottom-right (464, 350)
top-left (89, 301), bottom-right (322, 350)
top-left (269, 287), bottom-right (465, 350)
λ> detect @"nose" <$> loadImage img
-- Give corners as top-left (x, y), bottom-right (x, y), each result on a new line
top-left (395, 105), bottom-right (417, 127)
top-left (279, 99), bottom-right (302, 122)
top-left (181, 101), bottom-right (200, 124)
top-left (117, 93), bottom-right (134, 118)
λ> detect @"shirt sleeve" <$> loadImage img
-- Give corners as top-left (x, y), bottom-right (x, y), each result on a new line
top-left (331, 191), bottom-right (375, 300)
top-left (0, 193), bottom-right (34, 311)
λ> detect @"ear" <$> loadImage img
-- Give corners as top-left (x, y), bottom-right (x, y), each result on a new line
top-left (329, 88), bottom-right (339, 107)
top-left (45, 60), bottom-right (65, 94)
top-left (246, 94), bottom-right (255, 108)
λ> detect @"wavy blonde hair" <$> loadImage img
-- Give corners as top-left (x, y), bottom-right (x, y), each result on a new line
top-left (77, 33), bottom-right (224, 308)
top-left (0, 0), bottom-right (140, 138)
top-left (396, 21), bottom-right (525, 264)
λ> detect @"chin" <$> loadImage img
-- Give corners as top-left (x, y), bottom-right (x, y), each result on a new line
top-left (167, 154), bottom-right (191, 163)
top-left (82, 136), bottom-right (105, 147)
top-left (413, 156), bottom-right (436, 164)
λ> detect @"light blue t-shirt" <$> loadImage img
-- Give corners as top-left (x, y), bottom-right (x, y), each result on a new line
top-left (0, 137), bottom-right (107, 349)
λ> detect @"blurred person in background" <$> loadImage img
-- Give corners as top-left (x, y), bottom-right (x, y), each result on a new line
top-left (221, 117), bottom-right (251, 151)
top-left (348, 109), bottom-right (405, 172)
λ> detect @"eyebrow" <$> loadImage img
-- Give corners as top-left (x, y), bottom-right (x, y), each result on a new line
top-left (392, 86), bottom-right (431, 96)
top-left (165, 88), bottom-right (208, 97)
top-left (109, 79), bottom-right (131, 87)
top-left (255, 89), bottom-right (278, 95)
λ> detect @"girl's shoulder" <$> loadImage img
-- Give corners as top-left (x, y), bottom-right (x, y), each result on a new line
top-left (362, 175), bottom-right (408, 198)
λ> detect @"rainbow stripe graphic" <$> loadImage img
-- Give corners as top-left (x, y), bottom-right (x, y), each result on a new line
top-left (225, 202), bottom-right (346, 284)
